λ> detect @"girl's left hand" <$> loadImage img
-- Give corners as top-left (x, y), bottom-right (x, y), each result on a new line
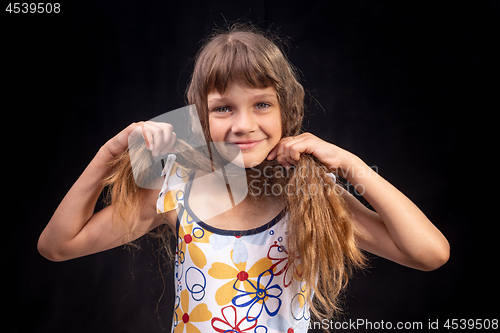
top-left (267, 133), bottom-right (353, 173)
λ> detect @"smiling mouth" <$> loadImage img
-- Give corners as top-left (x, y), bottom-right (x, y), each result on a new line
top-left (229, 140), bottom-right (264, 150)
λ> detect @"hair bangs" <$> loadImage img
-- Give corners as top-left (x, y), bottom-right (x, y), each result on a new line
top-left (205, 39), bottom-right (277, 95)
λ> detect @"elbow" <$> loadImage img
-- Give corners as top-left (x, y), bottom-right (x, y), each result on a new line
top-left (416, 242), bottom-right (450, 272)
top-left (37, 235), bottom-right (69, 262)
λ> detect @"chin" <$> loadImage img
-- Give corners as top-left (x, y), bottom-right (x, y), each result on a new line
top-left (213, 143), bottom-right (263, 168)
top-left (229, 156), bottom-right (266, 169)
top-left (237, 151), bottom-right (270, 169)
top-left (244, 159), bottom-right (267, 169)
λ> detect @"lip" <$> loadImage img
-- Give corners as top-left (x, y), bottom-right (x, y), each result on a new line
top-left (229, 139), bottom-right (264, 150)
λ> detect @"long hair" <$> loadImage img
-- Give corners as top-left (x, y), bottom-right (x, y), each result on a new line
top-left (105, 24), bottom-right (366, 322)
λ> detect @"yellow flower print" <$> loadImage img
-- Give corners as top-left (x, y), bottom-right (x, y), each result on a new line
top-left (178, 210), bottom-right (212, 269)
top-left (174, 289), bottom-right (212, 333)
top-left (161, 187), bottom-right (184, 212)
top-left (208, 251), bottom-right (273, 306)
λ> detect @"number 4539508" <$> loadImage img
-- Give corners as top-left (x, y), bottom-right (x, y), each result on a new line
top-left (6, 3), bottom-right (60, 14)
top-left (443, 319), bottom-right (498, 330)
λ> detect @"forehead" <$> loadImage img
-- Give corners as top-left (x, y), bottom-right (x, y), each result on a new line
top-left (207, 83), bottom-right (277, 103)
top-left (203, 35), bottom-right (279, 96)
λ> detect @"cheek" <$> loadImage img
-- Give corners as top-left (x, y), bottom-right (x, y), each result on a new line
top-left (268, 113), bottom-right (282, 142)
top-left (208, 117), bottom-right (222, 141)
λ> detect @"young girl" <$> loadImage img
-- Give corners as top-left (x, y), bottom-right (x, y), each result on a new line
top-left (38, 25), bottom-right (449, 333)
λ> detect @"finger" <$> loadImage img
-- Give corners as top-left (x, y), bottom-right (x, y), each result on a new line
top-left (287, 141), bottom-right (303, 161)
top-left (283, 150), bottom-right (297, 165)
top-left (276, 137), bottom-right (294, 157)
top-left (276, 153), bottom-right (288, 167)
top-left (270, 136), bottom-right (295, 167)
top-left (148, 123), bottom-right (165, 157)
top-left (281, 136), bottom-right (303, 162)
top-left (276, 148), bottom-right (293, 168)
top-left (154, 123), bottom-right (175, 155)
top-left (267, 137), bottom-right (289, 160)
top-left (267, 144), bottom-right (280, 160)
top-left (159, 132), bottom-right (177, 155)
top-left (140, 122), bottom-right (154, 151)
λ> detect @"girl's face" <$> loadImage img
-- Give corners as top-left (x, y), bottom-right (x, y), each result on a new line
top-left (207, 83), bottom-right (282, 168)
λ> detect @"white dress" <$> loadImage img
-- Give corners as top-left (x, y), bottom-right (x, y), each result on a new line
top-left (156, 156), bottom-right (311, 333)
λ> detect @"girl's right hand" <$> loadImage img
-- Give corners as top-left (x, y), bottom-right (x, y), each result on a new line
top-left (103, 121), bottom-right (177, 158)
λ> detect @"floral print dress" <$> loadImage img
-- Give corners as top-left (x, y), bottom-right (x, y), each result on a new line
top-left (157, 155), bottom-right (311, 333)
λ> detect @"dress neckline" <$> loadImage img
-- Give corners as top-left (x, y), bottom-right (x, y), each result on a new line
top-left (182, 170), bottom-right (285, 236)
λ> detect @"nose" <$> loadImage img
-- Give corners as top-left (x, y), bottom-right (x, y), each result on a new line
top-left (231, 109), bottom-right (257, 135)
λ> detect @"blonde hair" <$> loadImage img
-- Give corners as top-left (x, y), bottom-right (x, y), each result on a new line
top-left (105, 23), bottom-right (366, 322)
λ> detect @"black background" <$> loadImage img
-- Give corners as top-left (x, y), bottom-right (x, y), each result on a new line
top-left (3, 1), bottom-right (498, 332)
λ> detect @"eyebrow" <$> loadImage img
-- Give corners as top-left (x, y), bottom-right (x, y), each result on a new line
top-left (207, 94), bottom-right (277, 104)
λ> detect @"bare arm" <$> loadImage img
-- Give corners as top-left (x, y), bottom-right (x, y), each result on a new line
top-left (268, 132), bottom-right (450, 271)
top-left (38, 122), bottom-right (177, 261)
top-left (339, 155), bottom-right (450, 271)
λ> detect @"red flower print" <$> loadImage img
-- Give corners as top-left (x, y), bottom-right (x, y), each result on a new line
top-left (211, 305), bottom-right (258, 333)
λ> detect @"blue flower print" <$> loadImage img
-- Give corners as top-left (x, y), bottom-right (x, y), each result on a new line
top-left (254, 326), bottom-right (268, 333)
top-left (209, 231), bottom-right (271, 264)
top-left (209, 233), bottom-right (233, 251)
top-left (266, 314), bottom-right (289, 332)
top-left (232, 269), bottom-right (282, 322)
